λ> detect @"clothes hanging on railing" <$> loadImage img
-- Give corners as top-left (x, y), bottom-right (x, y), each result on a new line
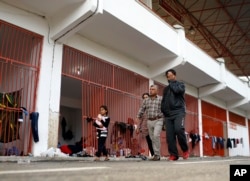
top-left (217, 137), bottom-right (225, 149)
top-left (189, 133), bottom-right (200, 149)
top-left (231, 138), bottom-right (236, 148)
top-left (212, 136), bottom-right (217, 149)
top-left (240, 137), bottom-right (244, 147)
top-left (30, 112), bottom-right (39, 143)
top-left (226, 138), bottom-right (232, 148)
top-left (203, 133), bottom-right (226, 150)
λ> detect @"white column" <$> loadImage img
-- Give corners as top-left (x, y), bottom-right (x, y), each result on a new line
top-left (245, 117), bottom-right (250, 156)
top-left (140, 0), bottom-right (152, 9)
top-left (173, 24), bottom-right (186, 59)
top-left (226, 110), bottom-right (230, 156)
top-left (32, 42), bottom-right (63, 156)
top-left (216, 57), bottom-right (226, 83)
top-left (198, 98), bottom-right (203, 157)
top-left (48, 43), bottom-right (63, 148)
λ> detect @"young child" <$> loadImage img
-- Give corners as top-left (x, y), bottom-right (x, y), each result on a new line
top-left (93, 105), bottom-right (110, 161)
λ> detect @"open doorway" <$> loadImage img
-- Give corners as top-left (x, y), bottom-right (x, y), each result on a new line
top-left (59, 76), bottom-right (83, 155)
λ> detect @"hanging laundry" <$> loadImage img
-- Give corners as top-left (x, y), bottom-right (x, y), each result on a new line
top-left (204, 132), bottom-right (209, 139)
top-left (30, 112), bottom-right (39, 142)
top-left (231, 138), bottom-right (236, 148)
top-left (226, 138), bottom-right (232, 148)
top-left (212, 136), bottom-right (217, 149)
top-left (240, 137), bottom-right (244, 147)
top-left (18, 107), bottom-right (28, 122)
top-left (61, 117), bottom-right (73, 140)
top-left (217, 137), bottom-right (225, 149)
top-left (190, 133), bottom-right (200, 149)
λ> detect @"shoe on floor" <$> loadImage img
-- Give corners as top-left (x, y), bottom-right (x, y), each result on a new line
top-left (168, 155), bottom-right (178, 161)
top-left (151, 155), bottom-right (160, 161)
top-left (183, 151), bottom-right (189, 159)
top-left (104, 157), bottom-right (110, 161)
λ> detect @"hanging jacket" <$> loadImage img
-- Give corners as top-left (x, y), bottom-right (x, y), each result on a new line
top-left (226, 138), bottom-right (232, 148)
top-left (30, 112), bottom-right (39, 142)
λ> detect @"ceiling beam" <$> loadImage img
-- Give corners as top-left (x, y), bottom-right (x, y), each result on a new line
top-left (227, 98), bottom-right (249, 109)
top-left (198, 83), bottom-right (226, 98)
top-left (160, 0), bottom-right (250, 82)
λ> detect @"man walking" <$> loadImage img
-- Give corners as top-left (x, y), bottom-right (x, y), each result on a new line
top-left (136, 92), bottom-right (154, 157)
top-left (136, 85), bottom-right (163, 161)
top-left (161, 69), bottom-right (189, 161)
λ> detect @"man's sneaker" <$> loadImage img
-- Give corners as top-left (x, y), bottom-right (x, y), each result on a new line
top-left (183, 151), bottom-right (189, 159)
top-left (168, 155), bottom-right (178, 161)
top-left (151, 155), bottom-right (160, 161)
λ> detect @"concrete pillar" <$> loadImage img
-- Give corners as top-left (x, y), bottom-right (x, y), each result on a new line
top-left (48, 43), bottom-right (63, 149)
top-left (173, 24), bottom-right (186, 59)
top-left (225, 110), bottom-right (230, 156)
top-left (140, 0), bottom-right (152, 9)
top-left (216, 57), bottom-right (226, 83)
top-left (32, 42), bottom-right (63, 156)
top-left (198, 98), bottom-right (203, 157)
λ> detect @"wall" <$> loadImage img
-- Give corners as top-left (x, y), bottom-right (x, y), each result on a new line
top-left (228, 123), bottom-right (249, 156)
top-left (228, 112), bottom-right (249, 156)
top-left (202, 101), bottom-right (227, 156)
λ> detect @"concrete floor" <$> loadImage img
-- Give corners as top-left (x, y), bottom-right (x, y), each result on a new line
top-left (0, 156), bottom-right (249, 181)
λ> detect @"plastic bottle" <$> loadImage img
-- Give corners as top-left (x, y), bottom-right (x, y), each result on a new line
top-left (120, 149), bottom-right (123, 156)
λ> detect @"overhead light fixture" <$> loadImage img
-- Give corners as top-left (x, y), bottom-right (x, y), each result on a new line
top-left (173, 24), bottom-right (184, 30)
top-left (188, 26), bottom-right (196, 35)
top-left (77, 68), bottom-right (81, 75)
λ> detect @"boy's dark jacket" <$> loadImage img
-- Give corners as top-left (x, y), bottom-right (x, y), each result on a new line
top-left (161, 80), bottom-right (186, 117)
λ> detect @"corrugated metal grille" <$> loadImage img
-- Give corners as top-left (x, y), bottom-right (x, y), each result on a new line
top-left (62, 45), bottom-right (150, 155)
top-left (105, 89), bottom-right (140, 122)
top-left (202, 101), bottom-right (226, 156)
top-left (0, 20), bottom-right (42, 156)
top-left (62, 46), bottom-right (113, 87)
top-left (0, 20), bottom-right (42, 68)
top-left (81, 82), bottom-right (104, 149)
top-left (229, 112), bottom-right (246, 126)
top-left (114, 66), bottom-right (149, 95)
top-left (62, 45), bottom-right (149, 93)
top-left (105, 89), bottom-right (141, 154)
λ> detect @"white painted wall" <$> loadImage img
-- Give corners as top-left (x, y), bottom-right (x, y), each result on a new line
top-left (225, 70), bottom-right (250, 98)
top-left (185, 40), bottom-right (221, 82)
top-left (228, 122), bottom-right (249, 156)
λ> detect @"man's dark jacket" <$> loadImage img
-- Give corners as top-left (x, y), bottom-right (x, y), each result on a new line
top-left (161, 80), bottom-right (186, 117)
